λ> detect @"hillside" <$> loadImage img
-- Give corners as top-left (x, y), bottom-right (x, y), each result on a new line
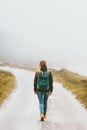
top-left (51, 68), bottom-right (87, 108)
top-left (0, 69), bottom-right (15, 105)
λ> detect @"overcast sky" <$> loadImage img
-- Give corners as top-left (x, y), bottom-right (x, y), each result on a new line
top-left (0, 0), bottom-right (87, 67)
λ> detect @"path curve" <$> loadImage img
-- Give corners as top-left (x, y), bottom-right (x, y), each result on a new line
top-left (0, 66), bottom-right (87, 130)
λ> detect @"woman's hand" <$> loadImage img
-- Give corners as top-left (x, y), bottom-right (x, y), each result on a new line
top-left (49, 92), bottom-right (52, 96)
top-left (34, 91), bottom-right (37, 94)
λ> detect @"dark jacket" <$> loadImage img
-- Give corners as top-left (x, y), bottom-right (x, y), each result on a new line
top-left (34, 69), bottom-right (53, 92)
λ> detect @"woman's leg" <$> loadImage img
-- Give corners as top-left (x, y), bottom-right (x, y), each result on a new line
top-left (37, 92), bottom-right (44, 114)
top-left (44, 92), bottom-right (49, 116)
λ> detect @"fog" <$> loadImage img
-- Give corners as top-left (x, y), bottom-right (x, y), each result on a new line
top-left (0, 0), bottom-right (87, 68)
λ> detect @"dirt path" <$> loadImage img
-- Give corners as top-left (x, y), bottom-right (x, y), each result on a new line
top-left (0, 66), bottom-right (87, 130)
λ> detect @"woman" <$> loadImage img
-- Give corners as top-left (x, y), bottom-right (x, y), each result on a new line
top-left (34, 60), bottom-right (53, 121)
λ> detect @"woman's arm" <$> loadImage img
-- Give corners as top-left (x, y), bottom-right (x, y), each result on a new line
top-left (49, 71), bottom-right (53, 92)
top-left (34, 72), bottom-right (38, 92)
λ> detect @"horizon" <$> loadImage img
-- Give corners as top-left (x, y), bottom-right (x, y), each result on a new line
top-left (0, 60), bottom-right (87, 76)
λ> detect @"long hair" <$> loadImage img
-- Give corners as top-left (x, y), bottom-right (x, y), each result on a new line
top-left (39, 60), bottom-right (47, 71)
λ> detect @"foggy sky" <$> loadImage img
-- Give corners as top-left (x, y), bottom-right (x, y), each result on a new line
top-left (0, 0), bottom-right (87, 67)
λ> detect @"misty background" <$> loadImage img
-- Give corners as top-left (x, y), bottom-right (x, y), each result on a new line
top-left (0, 0), bottom-right (87, 68)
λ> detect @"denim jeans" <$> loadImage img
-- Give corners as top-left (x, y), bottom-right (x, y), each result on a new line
top-left (37, 92), bottom-right (49, 114)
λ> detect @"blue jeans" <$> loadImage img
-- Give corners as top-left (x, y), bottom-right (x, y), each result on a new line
top-left (37, 92), bottom-right (49, 114)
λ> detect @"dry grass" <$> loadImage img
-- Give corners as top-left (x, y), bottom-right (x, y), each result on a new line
top-left (21, 66), bottom-right (87, 108)
top-left (50, 68), bottom-right (87, 108)
top-left (1, 65), bottom-right (87, 109)
top-left (0, 70), bottom-right (15, 105)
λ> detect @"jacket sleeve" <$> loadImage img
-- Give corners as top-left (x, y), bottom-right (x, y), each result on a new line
top-left (34, 72), bottom-right (38, 92)
top-left (49, 71), bottom-right (53, 92)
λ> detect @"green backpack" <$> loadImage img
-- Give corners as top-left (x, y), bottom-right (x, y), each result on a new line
top-left (37, 71), bottom-right (50, 91)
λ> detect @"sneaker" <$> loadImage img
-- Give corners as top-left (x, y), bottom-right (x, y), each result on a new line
top-left (41, 117), bottom-right (44, 121)
top-left (44, 114), bottom-right (46, 118)
top-left (40, 113), bottom-right (44, 121)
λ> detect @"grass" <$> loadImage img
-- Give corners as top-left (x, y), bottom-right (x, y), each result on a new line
top-left (0, 70), bottom-right (15, 106)
top-left (50, 68), bottom-right (87, 108)
top-left (0, 64), bottom-right (87, 109)
top-left (27, 67), bottom-right (87, 108)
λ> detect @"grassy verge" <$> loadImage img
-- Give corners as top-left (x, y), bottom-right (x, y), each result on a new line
top-left (0, 70), bottom-right (15, 106)
top-left (50, 68), bottom-right (87, 108)
top-left (0, 65), bottom-right (87, 109)
top-left (25, 67), bottom-right (87, 108)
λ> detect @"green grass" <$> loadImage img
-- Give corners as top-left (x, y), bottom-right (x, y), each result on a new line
top-left (0, 70), bottom-right (15, 105)
top-left (50, 68), bottom-right (87, 108)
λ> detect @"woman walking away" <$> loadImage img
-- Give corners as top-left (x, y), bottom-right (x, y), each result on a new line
top-left (34, 60), bottom-right (53, 121)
